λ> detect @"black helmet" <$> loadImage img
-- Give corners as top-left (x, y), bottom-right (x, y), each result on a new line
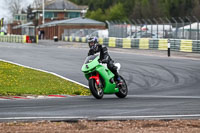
top-left (88, 37), bottom-right (98, 48)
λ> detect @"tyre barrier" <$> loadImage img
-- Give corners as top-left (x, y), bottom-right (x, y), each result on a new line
top-left (64, 36), bottom-right (200, 53)
top-left (0, 35), bottom-right (38, 43)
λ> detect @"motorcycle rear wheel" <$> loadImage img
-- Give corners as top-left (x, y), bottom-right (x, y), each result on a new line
top-left (89, 79), bottom-right (104, 99)
top-left (115, 76), bottom-right (128, 98)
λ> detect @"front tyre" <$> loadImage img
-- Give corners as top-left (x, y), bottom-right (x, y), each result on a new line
top-left (115, 76), bottom-right (128, 98)
top-left (89, 79), bottom-right (103, 99)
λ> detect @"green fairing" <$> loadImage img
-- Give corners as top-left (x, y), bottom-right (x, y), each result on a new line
top-left (81, 55), bottom-right (119, 94)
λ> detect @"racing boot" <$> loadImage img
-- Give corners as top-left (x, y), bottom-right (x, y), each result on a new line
top-left (115, 76), bottom-right (123, 87)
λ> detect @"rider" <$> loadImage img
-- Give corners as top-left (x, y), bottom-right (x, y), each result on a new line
top-left (87, 37), bottom-right (122, 85)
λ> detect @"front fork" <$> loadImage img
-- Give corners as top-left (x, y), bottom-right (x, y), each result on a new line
top-left (89, 73), bottom-right (100, 86)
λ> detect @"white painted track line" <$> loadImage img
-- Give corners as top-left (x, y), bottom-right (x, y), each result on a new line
top-left (1, 114), bottom-right (200, 120)
top-left (0, 59), bottom-right (88, 88)
top-left (129, 95), bottom-right (200, 99)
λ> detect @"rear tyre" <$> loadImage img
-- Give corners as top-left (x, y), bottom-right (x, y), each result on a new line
top-left (89, 79), bottom-right (103, 99)
top-left (115, 76), bottom-right (128, 98)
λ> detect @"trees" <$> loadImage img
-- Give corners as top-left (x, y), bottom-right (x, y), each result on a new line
top-left (70, 0), bottom-right (200, 21)
top-left (32, 0), bottom-right (54, 8)
top-left (192, 0), bottom-right (200, 17)
top-left (86, 2), bottom-right (127, 21)
top-left (105, 3), bottom-right (127, 21)
top-left (6, 0), bottom-right (23, 16)
top-left (32, 0), bottom-right (43, 8)
top-left (86, 8), bottom-right (106, 22)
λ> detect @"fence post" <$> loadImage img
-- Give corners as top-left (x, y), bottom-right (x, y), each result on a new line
top-left (147, 19), bottom-right (153, 36)
top-left (172, 17), bottom-right (178, 39)
top-left (142, 19), bottom-right (148, 35)
top-left (159, 18), bottom-right (165, 38)
top-left (153, 18), bottom-right (159, 38)
top-left (165, 17), bottom-right (172, 38)
top-left (179, 17), bottom-right (185, 39)
top-left (193, 16), bottom-right (199, 40)
top-left (110, 21), bottom-right (114, 37)
top-left (137, 19), bottom-right (143, 38)
top-left (185, 16), bottom-right (192, 39)
top-left (106, 20), bottom-right (110, 31)
top-left (127, 20), bottom-right (132, 37)
top-left (123, 21), bottom-right (127, 38)
top-left (132, 19), bottom-right (138, 38)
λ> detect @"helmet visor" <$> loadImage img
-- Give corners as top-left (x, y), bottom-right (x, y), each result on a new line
top-left (89, 42), bottom-right (95, 47)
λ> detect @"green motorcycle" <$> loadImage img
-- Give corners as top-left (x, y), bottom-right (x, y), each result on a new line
top-left (81, 55), bottom-right (128, 99)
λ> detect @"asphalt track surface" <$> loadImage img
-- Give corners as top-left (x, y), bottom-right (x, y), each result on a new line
top-left (0, 41), bottom-right (200, 121)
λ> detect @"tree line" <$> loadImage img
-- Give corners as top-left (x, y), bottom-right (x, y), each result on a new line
top-left (70, 0), bottom-right (200, 22)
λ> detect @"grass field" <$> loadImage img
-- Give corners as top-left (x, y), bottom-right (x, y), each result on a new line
top-left (0, 61), bottom-right (90, 96)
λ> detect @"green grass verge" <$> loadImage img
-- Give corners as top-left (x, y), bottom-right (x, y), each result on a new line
top-left (0, 61), bottom-right (90, 96)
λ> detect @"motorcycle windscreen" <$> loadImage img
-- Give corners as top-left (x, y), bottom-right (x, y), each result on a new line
top-left (84, 55), bottom-right (99, 64)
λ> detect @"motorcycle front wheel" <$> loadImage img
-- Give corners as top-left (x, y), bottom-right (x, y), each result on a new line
top-left (89, 79), bottom-right (104, 99)
top-left (115, 76), bottom-right (128, 98)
